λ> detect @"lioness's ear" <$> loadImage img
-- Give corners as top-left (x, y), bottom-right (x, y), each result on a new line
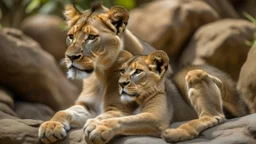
top-left (99, 6), bottom-right (129, 34)
top-left (146, 50), bottom-right (169, 78)
top-left (64, 4), bottom-right (81, 27)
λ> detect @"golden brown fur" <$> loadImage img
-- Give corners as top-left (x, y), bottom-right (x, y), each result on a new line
top-left (38, 3), bottom-right (248, 144)
top-left (38, 3), bottom-right (155, 144)
top-left (83, 50), bottom-right (171, 143)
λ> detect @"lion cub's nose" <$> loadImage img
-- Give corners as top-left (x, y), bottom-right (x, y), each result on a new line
top-left (119, 81), bottom-right (130, 88)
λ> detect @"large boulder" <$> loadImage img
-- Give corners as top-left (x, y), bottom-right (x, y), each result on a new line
top-left (0, 87), bottom-right (15, 116)
top-left (237, 45), bottom-right (256, 113)
top-left (203, 0), bottom-right (240, 18)
top-left (14, 101), bottom-right (54, 121)
top-left (21, 15), bottom-right (67, 62)
top-left (128, 0), bottom-right (219, 62)
top-left (0, 119), bottom-right (42, 144)
top-left (179, 19), bottom-right (256, 81)
top-left (0, 28), bottom-right (79, 111)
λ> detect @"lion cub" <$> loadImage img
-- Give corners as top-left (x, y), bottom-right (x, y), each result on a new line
top-left (83, 50), bottom-right (171, 143)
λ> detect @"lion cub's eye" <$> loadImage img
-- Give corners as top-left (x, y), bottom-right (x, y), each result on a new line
top-left (120, 69), bottom-right (125, 75)
top-left (134, 69), bottom-right (143, 75)
top-left (88, 34), bottom-right (97, 40)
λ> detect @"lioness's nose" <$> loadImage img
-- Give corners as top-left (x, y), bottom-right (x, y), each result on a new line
top-left (119, 81), bottom-right (130, 88)
top-left (67, 54), bottom-right (82, 61)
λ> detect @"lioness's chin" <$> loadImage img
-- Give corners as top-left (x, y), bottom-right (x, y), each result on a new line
top-left (67, 68), bottom-right (93, 80)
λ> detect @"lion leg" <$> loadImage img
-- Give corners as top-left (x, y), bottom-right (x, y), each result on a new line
top-left (162, 69), bottom-right (225, 143)
top-left (38, 102), bottom-right (96, 144)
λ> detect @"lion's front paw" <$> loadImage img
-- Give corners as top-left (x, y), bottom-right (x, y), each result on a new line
top-left (38, 121), bottom-right (69, 144)
top-left (162, 128), bottom-right (198, 143)
top-left (83, 119), bottom-right (115, 144)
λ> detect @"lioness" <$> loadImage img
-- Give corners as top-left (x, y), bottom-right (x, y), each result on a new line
top-left (38, 3), bottom-right (248, 144)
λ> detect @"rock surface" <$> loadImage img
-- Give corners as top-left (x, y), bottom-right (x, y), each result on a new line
top-left (203, 0), bottom-right (240, 19)
top-left (128, 0), bottom-right (219, 61)
top-left (179, 19), bottom-right (256, 81)
top-left (21, 15), bottom-right (67, 62)
top-left (1, 114), bottom-right (256, 144)
top-left (14, 101), bottom-right (54, 121)
top-left (0, 28), bottom-right (79, 111)
top-left (237, 45), bottom-right (256, 113)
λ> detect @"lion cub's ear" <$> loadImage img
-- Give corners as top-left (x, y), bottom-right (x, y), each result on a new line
top-left (64, 4), bottom-right (81, 27)
top-left (146, 50), bottom-right (169, 78)
top-left (99, 6), bottom-right (129, 34)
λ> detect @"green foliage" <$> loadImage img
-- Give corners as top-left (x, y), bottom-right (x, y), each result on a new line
top-left (26, 0), bottom-right (40, 13)
top-left (114, 0), bottom-right (135, 10)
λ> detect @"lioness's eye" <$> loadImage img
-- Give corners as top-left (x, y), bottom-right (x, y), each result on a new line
top-left (68, 34), bottom-right (74, 40)
top-left (120, 69), bottom-right (125, 75)
top-left (134, 69), bottom-right (143, 75)
top-left (67, 34), bottom-right (74, 45)
top-left (88, 34), bottom-right (97, 40)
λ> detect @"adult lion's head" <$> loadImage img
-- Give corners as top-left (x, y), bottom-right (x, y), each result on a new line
top-left (63, 3), bottom-right (129, 79)
top-left (118, 50), bottom-right (169, 103)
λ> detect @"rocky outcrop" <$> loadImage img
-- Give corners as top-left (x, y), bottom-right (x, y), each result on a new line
top-left (0, 28), bottom-right (79, 111)
top-left (128, 0), bottom-right (219, 61)
top-left (237, 45), bottom-right (256, 113)
top-left (21, 15), bottom-right (67, 62)
top-left (1, 113), bottom-right (256, 144)
top-left (14, 101), bottom-right (54, 121)
top-left (203, 0), bottom-right (240, 18)
top-left (0, 119), bottom-right (42, 144)
top-left (179, 19), bottom-right (256, 80)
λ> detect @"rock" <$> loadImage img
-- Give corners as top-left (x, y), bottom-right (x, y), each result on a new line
top-left (1, 113), bottom-right (256, 144)
top-left (0, 28), bottom-right (79, 111)
top-left (21, 15), bottom-right (67, 62)
top-left (128, 0), bottom-right (219, 62)
top-left (14, 101), bottom-right (54, 121)
top-left (237, 45), bottom-right (256, 113)
top-left (56, 114), bottom-right (256, 144)
top-left (203, 0), bottom-right (240, 18)
top-left (179, 19), bottom-right (256, 81)
top-left (0, 87), bottom-right (16, 117)
top-left (0, 111), bottom-right (17, 119)
top-left (0, 119), bottom-right (42, 144)
top-left (0, 87), bottom-right (14, 109)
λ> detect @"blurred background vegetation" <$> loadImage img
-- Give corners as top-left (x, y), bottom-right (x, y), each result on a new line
top-left (0, 0), bottom-right (152, 28)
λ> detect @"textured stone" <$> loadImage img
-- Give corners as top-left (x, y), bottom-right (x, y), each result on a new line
top-left (0, 28), bottom-right (79, 111)
top-left (179, 19), bottom-right (256, 80)
top-left (237, 45), bottom-right (256, 113)
top-left (21, 15), bottom-right (67, 62)
top-left (128, 0), bottom-right (219, 62)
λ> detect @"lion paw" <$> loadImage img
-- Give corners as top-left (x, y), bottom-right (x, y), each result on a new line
top-left (186, 69), bottom-right (208, 87)
top-left (38, 121), bottom-right (69, 144)
top-left (83, 119), bottom-right (115, 144)
top-left (162, 128), bottom-right (198, 143)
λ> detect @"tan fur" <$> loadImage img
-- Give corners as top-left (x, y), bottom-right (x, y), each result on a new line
top-left (38, 4), bottom-right (248, 144)
top-left (162, 66), bottom-right (247, 142)
top-left (38, 4), bottom-right (154, 144)
top-left (83, 50), bottom-right (171, 144)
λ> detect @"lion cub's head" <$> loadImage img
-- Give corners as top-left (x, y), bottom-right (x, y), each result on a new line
top-left (63, 3), bottom-right (129, 79)
top-left (118, 50), bottom-right (169, 103)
